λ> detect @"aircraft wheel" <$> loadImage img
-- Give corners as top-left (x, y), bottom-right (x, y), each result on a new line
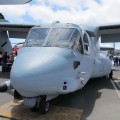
top-left (14, 90), bottom-right (22, 100)
top-left (39, 100), bottom-right (50, 114)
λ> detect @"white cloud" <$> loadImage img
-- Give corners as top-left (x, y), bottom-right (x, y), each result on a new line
top-left (0, 0), bottom-right (120, 25)
top-left (27, 5), bottom-right (54, 23)
top-left (25, 0), bottom-right (120, 25)
top-left (0, 4), bottom-right (29, 23)
top-left (36, 0), bottom-right (83, 10)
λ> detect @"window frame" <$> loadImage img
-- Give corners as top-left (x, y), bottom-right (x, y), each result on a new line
top-left (83, 32), bottom-right (90, 55)
top-left (69, 29), bottom-right (84, 54)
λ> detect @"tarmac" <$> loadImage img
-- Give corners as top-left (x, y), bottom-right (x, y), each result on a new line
top-left (0, 66), bottom-right (120, 120)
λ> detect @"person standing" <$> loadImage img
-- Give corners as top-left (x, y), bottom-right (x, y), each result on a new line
top-left (2, 52), bottom-right (9, 73)
top-left (119, 57), bottom-right (120, 66)
top-left (116, 57), bottom-right (119, 66)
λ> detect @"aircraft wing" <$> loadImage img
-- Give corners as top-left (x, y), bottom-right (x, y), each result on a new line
top-left (0, 13), bottom-right (34, 54)
top-left (0, 23), bottom-right (34, 39)
top-left (0, 0), bottom-right (32, 5)
top-left (99, 24), bottom-right (120, 43)
top-left (0, 22), bottom-right (34, 54)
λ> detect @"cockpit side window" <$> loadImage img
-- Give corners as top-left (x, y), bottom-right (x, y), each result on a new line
top-left (78, 37), bottom-right (84, 54)
top-left (83, 32), bottom-right (90, 55)
top-left (69, 29), bottom-right (83, 54)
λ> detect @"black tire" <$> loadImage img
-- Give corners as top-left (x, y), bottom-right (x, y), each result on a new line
top-left (39, 101), bottom-right (50, 114)
top-left (109, 70), bottom-right (113, 79)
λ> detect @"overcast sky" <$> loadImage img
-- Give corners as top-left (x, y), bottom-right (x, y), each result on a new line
top-left (0, 0), bottom-right (120, 48)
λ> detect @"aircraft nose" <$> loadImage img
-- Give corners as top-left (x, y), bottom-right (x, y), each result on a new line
top-left (11, 53), bottom-right (68, 77)
top-left (10, 51), bottom-right (70, 96)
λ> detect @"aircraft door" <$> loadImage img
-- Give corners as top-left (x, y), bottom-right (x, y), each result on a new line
top-left (73, 31), bottom-right (93, 88)
top-left (81, 32), bottom-right (93, 84)
top-left (69, 29), bottom-right (86, 88)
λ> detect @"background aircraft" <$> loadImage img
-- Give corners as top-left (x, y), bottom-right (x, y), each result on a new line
top-left (12, 42), bottom-right (24, 51)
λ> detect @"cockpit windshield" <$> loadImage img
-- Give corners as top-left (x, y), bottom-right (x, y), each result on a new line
top-left (45, 28), bottom-right (74, 47)
top-left (25, 27), bottom-right (82, 51)
top-left (25, 28), bottom-right (50, 47)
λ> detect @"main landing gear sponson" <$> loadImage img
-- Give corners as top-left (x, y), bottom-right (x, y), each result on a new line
top-left (31, 96), bottom-right (50, 114)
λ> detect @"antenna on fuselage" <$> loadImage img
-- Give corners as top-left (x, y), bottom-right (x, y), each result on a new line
top-left (51, 21), bottom-right (60, 25)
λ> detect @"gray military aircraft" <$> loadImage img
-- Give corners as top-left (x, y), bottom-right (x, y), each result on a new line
top-left (0, 0), bottom-right (119, 114)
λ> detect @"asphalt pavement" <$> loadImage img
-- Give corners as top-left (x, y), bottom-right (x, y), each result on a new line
top-left (0, 66), bottom-right (120, 120)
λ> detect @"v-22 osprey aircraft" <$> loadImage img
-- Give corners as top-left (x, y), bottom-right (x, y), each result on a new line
top-left (0, 0), bottom-right (119, 114)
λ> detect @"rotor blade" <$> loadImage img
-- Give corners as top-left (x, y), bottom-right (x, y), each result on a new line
top-left (0, 0), bottom-right (32, 5)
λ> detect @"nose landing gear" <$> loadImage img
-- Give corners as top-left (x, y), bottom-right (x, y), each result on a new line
top-left (31, 96), bottom-right (50, 114)
top-left (40, 99), bottom-right (50, 114)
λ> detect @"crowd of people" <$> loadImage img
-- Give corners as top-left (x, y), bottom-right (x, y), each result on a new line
top-left (0, 51), bottom-right (17, 73)
top-left (113, 56), bottom-right (120, 66)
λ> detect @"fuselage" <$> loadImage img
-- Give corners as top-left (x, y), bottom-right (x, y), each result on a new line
top-left (10, 23), bottom-right (111, 106)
